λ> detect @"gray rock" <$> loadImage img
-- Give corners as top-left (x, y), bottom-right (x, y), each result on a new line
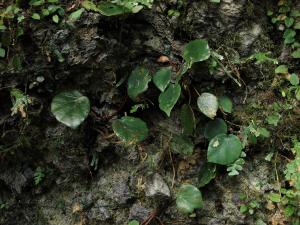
top-left (145, 173), bottom-right (170, 198)
top-left (128, 203), bottom-right (151, 222)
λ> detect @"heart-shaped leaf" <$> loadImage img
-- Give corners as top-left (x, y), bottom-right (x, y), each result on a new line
top-left (112, 116), bottom-right (148, 143)
top-left (98, 2), bottom-right (130, 16)
top-left (180, 104), bottom-right (195, 135)
top-left (183, 39), bottom-right (210, 67)
top-left (176, 184), bottom-right (203, 214)
top-left (159, 83), bottom-right (181, 116)
top-left (198, 163), bottom-right (216, 188)
top-left (171, 134), bottom-right (194, 156)
top-left (204, 118), bottom-right (227, 140)
top-left (197, 93), bottom-right (218, 119)
top-left (218, 96), bottom-right (233, 113)
top-left (207, 134), bottom-right (243, 165)
top-left (127, 67), bottom-right (151, 101)
top-left (51, 90), bottom-right (90, 129)
top-left (153, 68), bottom-right (172, 92)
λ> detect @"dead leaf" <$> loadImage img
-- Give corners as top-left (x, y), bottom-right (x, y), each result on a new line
top-left (157, 55), bottom-right (170, 63)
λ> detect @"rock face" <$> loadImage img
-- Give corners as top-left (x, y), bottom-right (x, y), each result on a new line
top-left (0, 1), bottom-right (280, 225)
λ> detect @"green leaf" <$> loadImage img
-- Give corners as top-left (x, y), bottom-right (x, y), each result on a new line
top-left (290, 73), bottom-right (299, 86)
top-left (210, 0), bottom-right (220, 3)
top-left (68, 8), bottom-right (84, 22)
top-left (180, 104), bottom-right (195, 135)
top-left (112, 116), bottom-right (148, 143)
top-left (176, 184), bottom-right (203, 214)
top-left (240, 204), bottom-right (248, 214)
top-left (0, 48), bottom-right (5, 58)
top-left (52, 14), bottom-right (59, 23)
top-left (171, 134), bottom-right (194, 156)
top-left (207, 134), bottom-right (243, 165)
top-left (153, 68), bottom-right (171, 92)
top-left (218, 95), bottom-right (233, 113)
top-left (204, 118), bottom-right (227, 140)
top-left (128, 220), bottom-right (139, 225)
top-left (31, 13), bottom-right (41, 20)
top-left (268, 193), bottom-right (281, 203)
top-left (197, 92), bottom-right (218, 119)
top-left (127, 67), bottom-right (151, 101)
top-left (159, 84), bottom-right (181, 117)
top-left (275, 65), bottom-right (288, 74)
top-left (29, 0), bottom-right (45, 6)
top-left (291, 49), bottom-right (300, 58)
top-left (81, 0), bottom-right (101, 12)
top-left (198, 163), bottom-right (216, 187)
top-left (294, 22), bottom-right (300, 29)
top-left (183, 39), bottom-right (210, 67)
top-left (284, 17), bottom-right (294, 27)
top-left (266, 113), bottom-right (281, 126)
top-left (283, 29), bottom-right (296, 44)
top-left (98, 2), bottom-right (130, 16)
top-left (51, 90), bottom-right (90, 128)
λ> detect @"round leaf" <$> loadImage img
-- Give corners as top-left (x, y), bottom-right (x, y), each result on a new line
top-left (204, 118), bottom-right (227, 140)
top-left (197, 93), bottom-right (218, 119)
top-left (218, 96), bottom-right (233, 113)
top-left (153, 68), bottom-right (172, 92)
top-left (127, 67), bottom-right (151, 101)
top-left (171, 134), bottom-right (194, 156)
top-left (176, 184), bottom-right (203, 214)
top-left (159, 83), bottom-right (181, 117)
top-left (112, 116), bottom-right (148, 143)
top-left (183, 39), bottom-right (210, 65)
top-left (207, 134), bottom-right (243, 165)
top-left (51, 90), bottom-right (90, 129)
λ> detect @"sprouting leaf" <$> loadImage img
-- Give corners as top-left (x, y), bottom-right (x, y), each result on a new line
top-left (275, 65), bottom-right (288, 74)
top-left (183, 39), bottom-right (210, 67)
top-left (218, 95), bottom-right (233, 113)
top-left (176, 184), bottom-right (203, 214)
top-left (98, 2), bottom-right (130, 16)
top-left (207, 134), bottom-right (243, 165)
top-left (180, 104), bottom-right (195, 135)
top-left (127, 67), bottom-right (151, 101)
top-left (68, 8), bottom-right (84, 22)
top-left (198, 163), bottom-right (216, 187)
top-left (153, 67), bottom-right (171, 92)
top-left (290, 73), bottom-right (299, 85)
top-left (31, 13), bottom-right (41, 20)
top-left (171, 134), bottom-right (194, 156)
top-left (159, 84), bottom-right (181, 117)
top-left (197, 93), bottom-right (218, 119)
top-left (291, 49), bottom-right (300, 58)
top-left (204, 118), bottom-right (227, 140)
top-left (51, 90), bottom-right (90, 128)
top-left (52, 14), bottom-right (59, 23)
top-left (112, 116), bottom-right (148, 143)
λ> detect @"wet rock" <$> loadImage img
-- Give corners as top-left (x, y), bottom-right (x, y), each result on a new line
top-left (145, 173), bottom-right (170, 198)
